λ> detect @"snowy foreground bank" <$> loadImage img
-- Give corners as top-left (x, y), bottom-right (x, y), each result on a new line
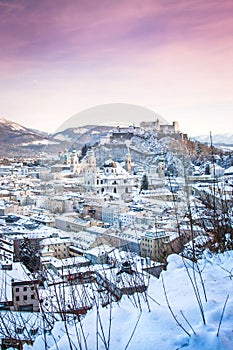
top-left (26, 251), bottom-right (233, 350)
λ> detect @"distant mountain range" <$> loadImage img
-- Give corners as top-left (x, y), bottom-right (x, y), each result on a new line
top-left (0, 116), bottom-right (114, 156)
top-left (0, 114), bottom-right (232, 157)
top-left (0, 116), bottom-right (53, 156)
top-left (194, 134), bottom-right (233, 148)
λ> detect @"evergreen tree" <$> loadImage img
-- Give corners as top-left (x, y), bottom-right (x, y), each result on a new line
top-left (81, 144), bottom-right (88, 158)
top-left (205, 163), bottom-right (210, 175)
top-left (140, 174), bottom-right (149, 192)
top-left (19, 237), bottom-right (40, 272)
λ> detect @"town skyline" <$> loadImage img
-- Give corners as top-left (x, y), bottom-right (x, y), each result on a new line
top-left (0, 0), bottom-right (232, 136)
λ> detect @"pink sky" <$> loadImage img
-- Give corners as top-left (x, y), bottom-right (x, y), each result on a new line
top-left (0, 0), bottom-right (232, 135)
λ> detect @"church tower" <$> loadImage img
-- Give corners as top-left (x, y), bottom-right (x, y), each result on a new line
top-left (83, 149), bottom-right (97, 191)
top-left (125, 140), bottom-right (131, 174)
top-left (71, 149), bottom-right (79, 173)
top-left (87, 149), bottom-right (96, 171)
top-left (158, 156), bottom-right (165, 180)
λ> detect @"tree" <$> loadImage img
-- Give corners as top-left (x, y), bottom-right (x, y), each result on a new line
top-left (205, 163), bottom-right (210, 175)
top-left (81, 144), bottom-right (88, 158)
top-left (19, 237), bottom-right (40, 272)
top-left (140, 174), bottom-right (149, 192)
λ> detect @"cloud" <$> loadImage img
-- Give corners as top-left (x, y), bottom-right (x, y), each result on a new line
top-left (0, 0), bottom-right (232, 67)
top-left (0, 0), bottom-right (232, 135)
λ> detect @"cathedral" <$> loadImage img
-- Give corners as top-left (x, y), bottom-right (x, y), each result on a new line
top-left (60, 148), bottom-right (138, 198)
top-left (59, 145), bottom-right (165, 198)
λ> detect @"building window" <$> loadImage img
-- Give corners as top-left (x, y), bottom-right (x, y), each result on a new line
top-left (31, 286), bottom-right (34, 291)
top-left (15, 288), bottom-right (19, 293)
top-left (16, 296), bottom-right (19, 301)
top-left (23, 295), bottom-right (27, 301)
top-left (23, 287), bottom-right (27, 292)
top-left (31, 295), bottom-right (35, 300)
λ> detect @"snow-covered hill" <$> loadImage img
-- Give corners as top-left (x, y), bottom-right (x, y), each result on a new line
top-left (0, 116), bottom-right (115, 156)
top-left (26, 250), bottom-right (233, 350)
top-left (0, 116), bottom-right (27, 131)
top-left (53, 125), bottom-right (113, 146)
top-left (55, 103), bottom-right (167, 133)
top-left (0, 115), bottom-right (53, 155)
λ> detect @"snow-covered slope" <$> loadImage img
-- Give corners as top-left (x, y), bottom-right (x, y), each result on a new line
top-left (28, 250), bottom-right (233, 350)
top-left (0, 115), bottom-right (54, 155)
top-left (0, 115), bottom-right (28, 132)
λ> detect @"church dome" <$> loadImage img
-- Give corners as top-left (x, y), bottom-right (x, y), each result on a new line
top-left (103, 158), bottom-right (117, 168)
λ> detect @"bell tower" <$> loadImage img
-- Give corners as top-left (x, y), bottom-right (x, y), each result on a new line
top-left (125, 140), bottom-right (131, 174)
